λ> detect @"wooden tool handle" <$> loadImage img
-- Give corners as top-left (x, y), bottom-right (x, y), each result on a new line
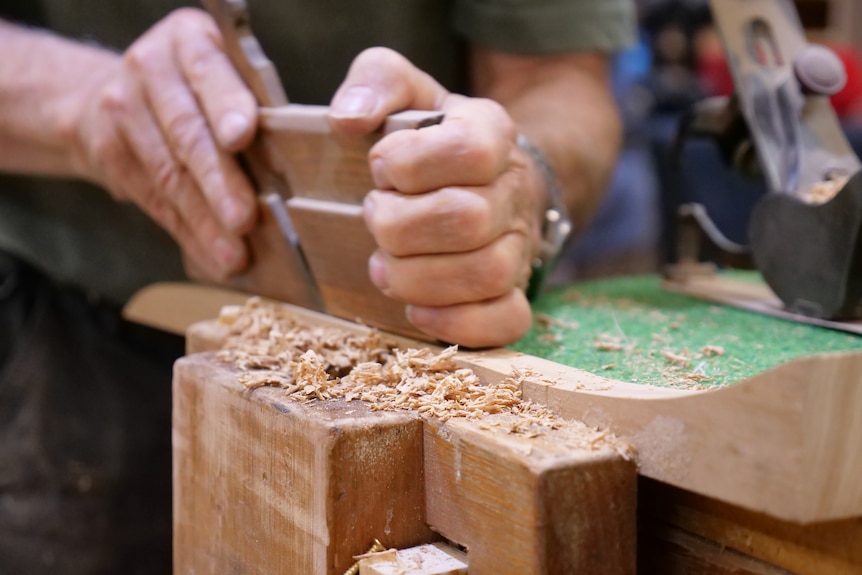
top-left (201, 0), bottom-right (287, 107)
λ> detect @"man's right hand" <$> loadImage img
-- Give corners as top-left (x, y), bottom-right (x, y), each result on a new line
top-left (67, 8), bottom-right (259, 281)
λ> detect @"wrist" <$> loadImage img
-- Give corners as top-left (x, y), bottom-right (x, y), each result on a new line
top-left (59, 51), bottom-right (122, 181)
top-left (517, 133), bottom-right (573, 300)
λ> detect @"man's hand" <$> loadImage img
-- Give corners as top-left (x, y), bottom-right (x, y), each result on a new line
top-left (67, 8), bottom-right (258, 280)
top-left (328, 48), bottom-right (545, 348)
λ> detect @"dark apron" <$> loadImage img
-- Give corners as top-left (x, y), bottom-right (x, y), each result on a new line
top-left (0, 252), bottom-right (181, 575)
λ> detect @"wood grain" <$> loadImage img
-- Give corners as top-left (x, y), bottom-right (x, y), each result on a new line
top-left (286, 197), bottom-right (428, 340)
top-left (640, 477), bottom-right (862, 575)
top-left (424, 419), bottom-right (637, 575)
top-left (173, 354), bottom-right (437, 575)
top-left (638, 521), bottom-right (794, 575)
top-left (462, 347), bottom-right (862, 523)
top-left (260, 105), bottom-right (442, 205)
top-left (174, 351), bottom-right (637, 574)
top-left (184, 296), bottom-right (862, 525)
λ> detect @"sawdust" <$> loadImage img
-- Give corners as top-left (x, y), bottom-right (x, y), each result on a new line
top-left (215, 298), bottom-right (628, 450)
top-left (531, 300), bottom-right (732, 389)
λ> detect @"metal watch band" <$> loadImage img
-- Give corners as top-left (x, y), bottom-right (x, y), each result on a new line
top-left (517, 134), bottom-right (573, 301)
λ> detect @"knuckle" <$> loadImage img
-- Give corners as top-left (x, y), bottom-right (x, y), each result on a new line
top-left (446, 193), bottom-right (493, 246)
top-left (354, 46), bottom-right (408, 70)
top-left (480, 98), bottom-right (517, 137)
top-left (166, 111), bottom-right (211, 160)
top-left (98, 83), bottom-right (132, 116)
top-left (472, 244), bottom-right (519, 297)
top-left (154, 157), bottom-right (185, 194)
top-left (185, 50), bottom-right (217, 83)
top-left (369, 203), bottom-right (405, 248)
top-left (124, 41), bottom-right (157, 74)
top-left (447, 124), bottom-right (498, 180)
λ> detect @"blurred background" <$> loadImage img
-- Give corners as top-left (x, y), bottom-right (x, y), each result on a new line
top-left (550, 0), bottom-right (862, 285)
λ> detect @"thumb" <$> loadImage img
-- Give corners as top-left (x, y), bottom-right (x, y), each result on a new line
top-left (328, 47), bottom-right (449, 135)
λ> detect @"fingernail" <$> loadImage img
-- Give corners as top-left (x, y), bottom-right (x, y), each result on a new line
top-left (368, 252), bottom-right (389, 290)
top-left (406, 305), bottom-right (434, 329)
top-left (220, 196), bottom-right (248, 230)
top-left (371, 158), bottom-right (391, 189)
top-left (218, 111), bottom-right (251, 148)
top-left (213, 237), bottom-right (241, 272)
top-left (363, 193), bottom-right (376, 228)
top-left (331, 86), bottom-right (378, 118)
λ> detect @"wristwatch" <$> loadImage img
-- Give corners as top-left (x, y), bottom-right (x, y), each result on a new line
top-left (517, 134), bottom-right (573, 301)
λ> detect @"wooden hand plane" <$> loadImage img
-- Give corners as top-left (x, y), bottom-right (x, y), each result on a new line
top-left (200, 0), bottom-right (443, 341)
top-left (671, 0), bottom-right (862, 322)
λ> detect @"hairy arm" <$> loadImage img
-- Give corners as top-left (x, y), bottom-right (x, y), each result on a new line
top-left (0, 11), bottom-right (261, 280)
top-left (326, 46), bottom-right (622, 346)
top-left (0, 19), bottom-right (117, 176)
top-left (470, 48), bottom-right (622, 233)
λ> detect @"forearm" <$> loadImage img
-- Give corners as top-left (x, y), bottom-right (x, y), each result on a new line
top-left (470, 48), bottom-right (622, 232)
top-left (0, 19), bottom-right (119, 177)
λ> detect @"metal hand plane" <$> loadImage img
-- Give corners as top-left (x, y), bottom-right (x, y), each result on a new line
top-left (674, 0), bottom-right (862, 320)
top-left (201, 0), bottom-right (443, 340)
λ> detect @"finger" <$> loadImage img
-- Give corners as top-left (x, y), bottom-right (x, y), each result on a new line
top-left (126, 29), bottom-right (256, 234)
top-left (328, 47), bottom-right (449, 134)
top-left (368, 98), bottom-right (516, 193)
top-left (365, 170), bottom-right (529, 257)
top-left (148, 195), bottom-right (236, 282)
top-left (368, 232), bottom-right (532, 307)
top-left (112, 74), bottom-right (248, 276)
top-left (172, 10), bottom-right (258, 151)
top-left (95, 132), bottom-right (229, 281)
top-left (407, 289), bottom-right (533, 349)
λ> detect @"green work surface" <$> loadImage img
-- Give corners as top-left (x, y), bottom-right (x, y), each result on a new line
top-left (510, 274), bottom-right (862, 389)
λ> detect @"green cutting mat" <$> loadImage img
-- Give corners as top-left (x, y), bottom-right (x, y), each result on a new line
top-left (509, 274), bottom-right (862, 389)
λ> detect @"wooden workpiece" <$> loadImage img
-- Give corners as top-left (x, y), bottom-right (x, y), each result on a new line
top-left (173, 355), bottom-right (434, 575)
top-left (463, 346), bottom-right (862, 524)
top-left (176, 316), bottom-right (637, 575)
top-left (423, 419), bottom-right (635, 574)
top-left (171, 287), bottom-right (861, 573)
top-left (285, 197), bottom-right (425, 340)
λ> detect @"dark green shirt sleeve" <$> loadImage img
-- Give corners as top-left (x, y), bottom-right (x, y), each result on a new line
top-left (453, 0), bottom-right (637, 54)
top-left (0, 1), bottom-right (44, 25)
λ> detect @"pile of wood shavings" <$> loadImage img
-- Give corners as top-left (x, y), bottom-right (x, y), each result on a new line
top-left (214, 298), bottom-right (566, 435)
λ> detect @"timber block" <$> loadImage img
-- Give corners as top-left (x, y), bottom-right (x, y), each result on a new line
top-left (463, 347), bottom-right (862, 524)
top-left (173, 351), bottom-right (637, 575)
top-left (173, 354), bottom-right (435, 575)
top-left (425, 420), bottom-right (637, 574)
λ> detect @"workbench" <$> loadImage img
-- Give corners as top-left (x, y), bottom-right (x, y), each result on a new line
top-left (162, 275), bottom-right (862, 574)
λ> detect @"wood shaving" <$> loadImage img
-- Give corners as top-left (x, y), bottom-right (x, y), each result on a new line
top-left (214, 298), bottom-right (601, 439)
top-left (661, 350), bottom-right (690, 367)
top-left (700, 345), bottom-right (725, 357)
top-left (538, 333), bottom-right (563, 344)
top-left (593, 333), bottom-right (629, 352)
top-left (535, 313), bottom-right (579, 331)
